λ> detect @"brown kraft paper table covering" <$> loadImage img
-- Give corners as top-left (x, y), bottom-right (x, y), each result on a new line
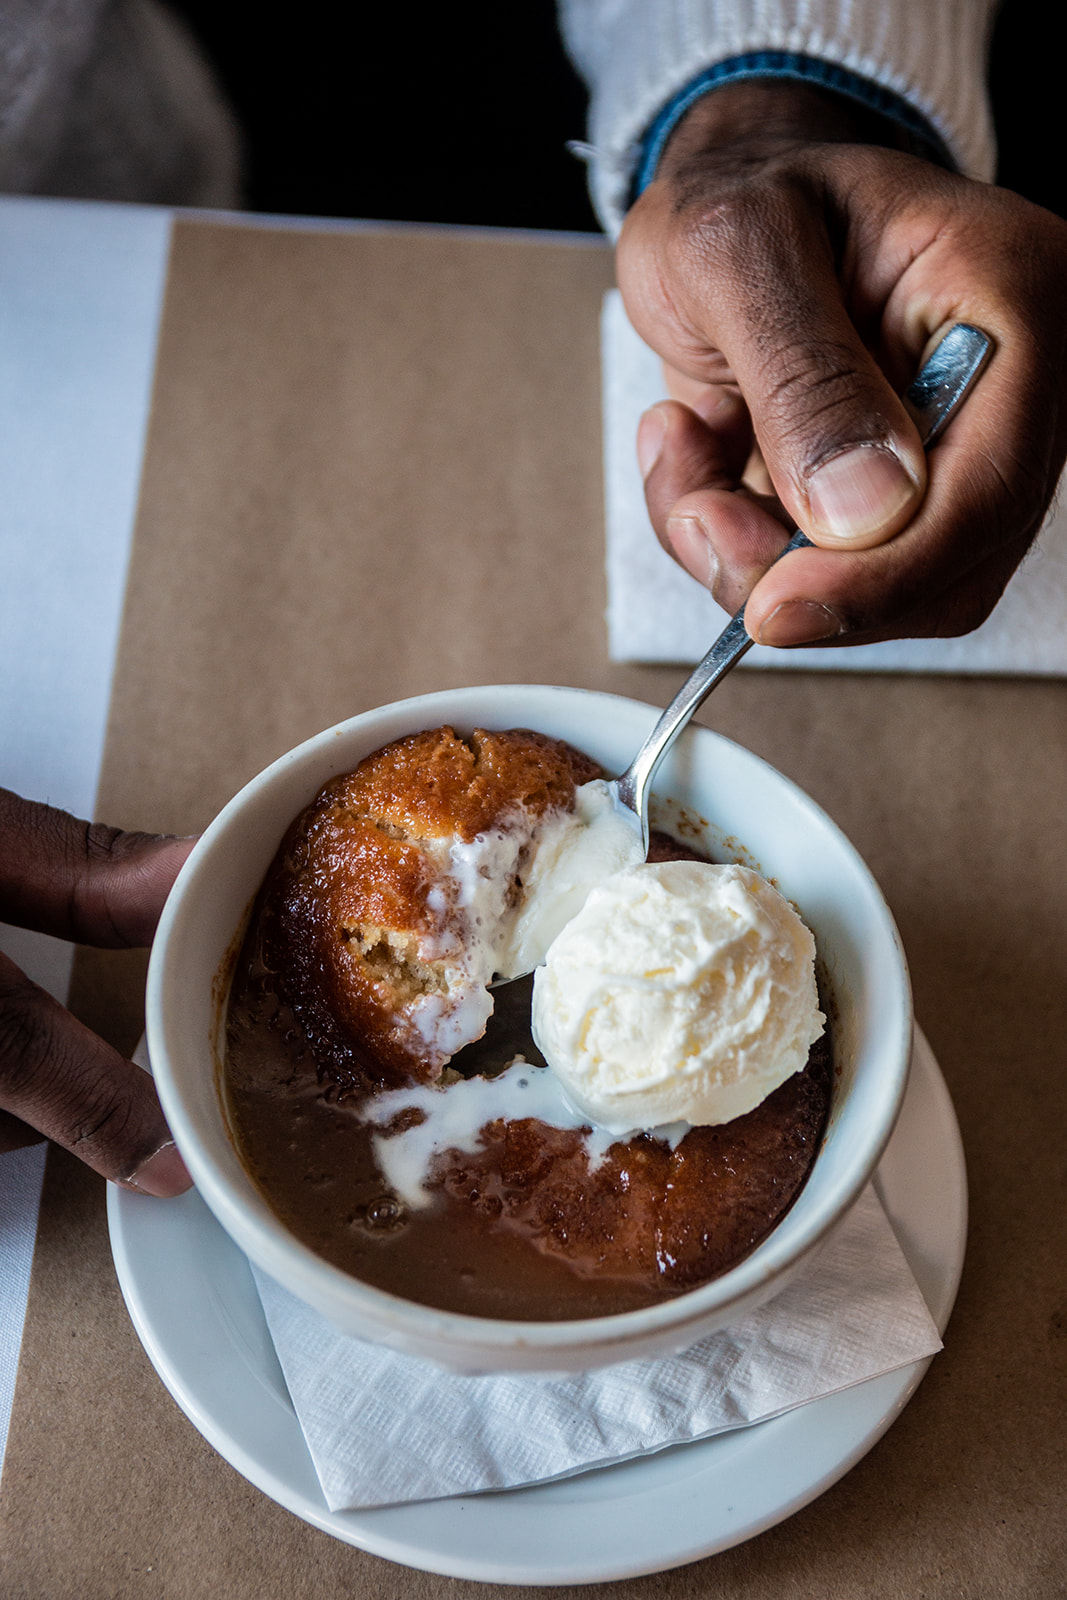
top-left (2, 216), bottom-right (1066, 1599)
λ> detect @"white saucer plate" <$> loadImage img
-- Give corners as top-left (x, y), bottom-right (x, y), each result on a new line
top-left (108, 1026), bottom-right (965, 1586)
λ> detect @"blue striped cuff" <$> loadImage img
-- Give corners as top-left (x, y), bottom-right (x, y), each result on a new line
top-left (634, 51), bottom-right (955, 202)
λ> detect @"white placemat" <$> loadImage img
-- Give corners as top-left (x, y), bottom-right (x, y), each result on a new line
top-left (0, 194), bottom-right (172, 1482)
top-left (0, 1144), bottom-right (48, 1472)
top-left (603, 290), bottom-right (1067, 671)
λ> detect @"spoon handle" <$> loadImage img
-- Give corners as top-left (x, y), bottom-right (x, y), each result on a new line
top-left (614, 323), bottom-right (994, 835)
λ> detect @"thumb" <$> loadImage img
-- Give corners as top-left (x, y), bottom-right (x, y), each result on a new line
top-left (620, 177), bottom-right (927, 550)
top-left (0, 950), bottom-right (192, 1193)
top-left (744, 322), bottom-right (927, 549)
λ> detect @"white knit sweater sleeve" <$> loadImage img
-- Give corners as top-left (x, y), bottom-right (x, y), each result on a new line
top-left (558, 0), bottom-right (999, 235)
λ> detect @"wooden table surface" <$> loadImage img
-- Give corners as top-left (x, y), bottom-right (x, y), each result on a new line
top-left (2, 217), bottom-right (1065, 1600)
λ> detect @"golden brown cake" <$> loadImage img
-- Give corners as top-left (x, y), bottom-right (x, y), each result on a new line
top-left (251, 726), bottom-right (599, 1089)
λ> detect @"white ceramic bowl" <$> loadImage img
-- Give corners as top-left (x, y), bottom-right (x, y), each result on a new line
top-left (147, 684), bottom-right (912, 1374)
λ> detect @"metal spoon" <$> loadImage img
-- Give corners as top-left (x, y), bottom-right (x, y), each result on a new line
top-left (479, 323), bottom-right (992, 1030)
top-left (611, 321), bottom-right (993, 854)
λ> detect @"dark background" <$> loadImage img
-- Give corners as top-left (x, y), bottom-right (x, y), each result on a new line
top-left (169, 2), bottom-right (1061, 229)
top-left (169, 1), bottom-right (599, 231)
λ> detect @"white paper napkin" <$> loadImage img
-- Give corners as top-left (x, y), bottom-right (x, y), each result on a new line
top-left (250, 1184), bottom-right (940, 1513)
top-left (603, 289), bottom-right (1067, 672)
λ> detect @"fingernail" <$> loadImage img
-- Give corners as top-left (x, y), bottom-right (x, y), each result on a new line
top-left (667, 514), bottom-right (720, 595)
top-left (637, 407), bottom-right (669, 480)
top-left (124, 1140), bottom-right (193, 1197)
top-left (756, 601), bottom-right (845, 647)
top-left (807, 445), bottom-right (917, 543)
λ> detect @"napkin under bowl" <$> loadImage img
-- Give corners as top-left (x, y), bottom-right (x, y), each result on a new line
top-left (250, 1182), bottom-right (941, 1511)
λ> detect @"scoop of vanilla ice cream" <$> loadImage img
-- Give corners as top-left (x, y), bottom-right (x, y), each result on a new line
top-left (531, 860), bottom-right (825, 1132)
